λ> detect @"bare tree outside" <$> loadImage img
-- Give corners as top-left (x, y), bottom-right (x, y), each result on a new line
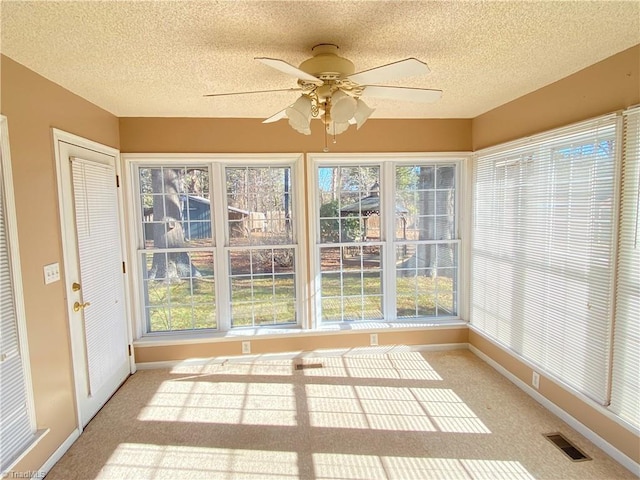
top-left (148, 169), bottom-right (189, 279)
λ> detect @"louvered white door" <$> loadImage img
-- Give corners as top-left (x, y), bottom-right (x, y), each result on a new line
top-left (72, 157), bottom-right (128, 393)
top-left (55, 134), bottom-right (130, 428)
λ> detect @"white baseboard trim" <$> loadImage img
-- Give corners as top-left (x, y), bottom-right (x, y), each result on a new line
top-left (469, 345), bottom-right (640, 477)
top-left (136, 342), bottom-right (469, 370)
top-left (39, 428), bottom-right (81, 476)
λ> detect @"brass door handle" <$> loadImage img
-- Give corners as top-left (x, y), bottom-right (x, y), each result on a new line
top-left (73, 301), bottom-right (91, 312)
top-left (72, 282), bottom-right (81, 291)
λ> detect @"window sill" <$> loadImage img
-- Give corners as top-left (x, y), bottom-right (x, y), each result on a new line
top-left (133, 319), bottom-right (468, 348)
top-left (2, 428), bottom-right (49, 476)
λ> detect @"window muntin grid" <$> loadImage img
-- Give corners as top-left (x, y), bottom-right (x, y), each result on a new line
top-left (315, 161), bottom-right (459, 323)
top-left (317, 166), bottom-right (384, 322)
top-left (228, 247), bottom-right (296, 327)
top-left (137, 165), bottom-right (216, 333)
top-left (139, 166), bottom-right (212, 248)
top-left (136, 160), bottom-right (301, 334)
top-left (395, 243), bottom-right (458, 318)
top-left (226, 166), bottom-right (293, 247)
top-left (318, 166), bottom-right (380, 244)
top-left (320, 245), bottom-right (384, 322)
top-left (142, 250), bottom-right (216, 331)
top-left (394, 164), bottom-right (458, 318)
top-left (225, 165), bottom-right (297, 327)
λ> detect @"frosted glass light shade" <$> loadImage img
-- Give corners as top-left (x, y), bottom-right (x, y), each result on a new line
top-left (286, 96), bottom-right (312, 135)
top-left (331, 90), bottom-right (357, 123)
top-left (353, 99), bottom-right (375, 129)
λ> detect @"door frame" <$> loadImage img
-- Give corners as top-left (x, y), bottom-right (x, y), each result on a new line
top-left (52, 129), bottom-right (135, 430)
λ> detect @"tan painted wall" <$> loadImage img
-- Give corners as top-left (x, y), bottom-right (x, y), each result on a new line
top-left (134, 327), bottom-right (469, 363)
top-left (469, 331), bottom-right (640, 464)
top-left (0, 55), bottom-right (120, 473)
top-left (119, 117), bottom-right (472, 153)
top-left (472, 45), bottom-right (640, 150)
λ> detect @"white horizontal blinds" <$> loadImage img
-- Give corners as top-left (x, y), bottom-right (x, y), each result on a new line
top-left (0, 154), bottom-right (33, 472)
top-left (610, 107), bottom-right (640, 428)
top-left (471, 115), bottom-right (618, 404)
top-left (72, 158), bottom-right (127, 395)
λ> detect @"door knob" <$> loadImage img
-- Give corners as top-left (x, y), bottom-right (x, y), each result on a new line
top-left (72, 282), bottom-right (81, 291)
top-left (73, 301), bottom-right (91, 312)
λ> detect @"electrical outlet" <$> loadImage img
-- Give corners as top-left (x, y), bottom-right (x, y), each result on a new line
top-left (43, 263), bottom-right (60, 285)
top-left (241, 341), bottom-right (251, 354)
top-left (532, 371), bottom-right (540, 389)
top-left (370, 333), bottom-right (378, 346)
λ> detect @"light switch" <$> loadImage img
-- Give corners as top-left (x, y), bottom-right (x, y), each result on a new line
top-left (43, 263), bottom-right (60, 284)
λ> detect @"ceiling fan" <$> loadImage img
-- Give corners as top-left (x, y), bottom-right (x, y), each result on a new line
top-left (205, 44), bottom-right (442, 145)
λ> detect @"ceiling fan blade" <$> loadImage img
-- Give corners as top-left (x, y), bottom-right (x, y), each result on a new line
top-left (262, 107), bottom-right (290, 124)
top-left (361, 86), bottom-right (442, 103)
top-left (348, 58), bottom-right (430, 85)
top-left (204, 88), bottom-right (301, 97)
top-left (255, 57), bottom-right (323, 85)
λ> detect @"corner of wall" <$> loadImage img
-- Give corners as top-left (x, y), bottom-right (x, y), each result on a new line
top-left (468, 329), bottom-right (640, 469)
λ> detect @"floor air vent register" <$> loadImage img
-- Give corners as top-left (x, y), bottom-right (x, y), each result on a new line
top-left (543, 433), bottom-right (591, 462)
top-left (294, 363), bottom-right (323, 370)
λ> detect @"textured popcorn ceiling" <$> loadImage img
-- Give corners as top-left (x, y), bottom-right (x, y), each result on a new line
top-left (1, 1), bottom-right (638, 119)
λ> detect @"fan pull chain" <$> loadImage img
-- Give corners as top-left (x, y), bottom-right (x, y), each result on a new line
top-left (323, 123), bottom-right (329, 152)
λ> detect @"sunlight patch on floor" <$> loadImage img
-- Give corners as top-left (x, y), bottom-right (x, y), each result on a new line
top-left (100, 444), bottom-right (299, 479)
top-left (313, 454), bottom-right (535, 480)
top-left (306, 384), bottom-right (490, 434)
top-left (213, 360), bottom-right (296, 376)
top-left (164, 348), bottom-right (441, 380)
top-left (137, 381), bottom-right (297, 426)
top-left (169, 359), bottom-right (295, 376)
top-left (301, 351), bottom-right (442, 380)
top-left (411, 388), bottom-right (492, 434)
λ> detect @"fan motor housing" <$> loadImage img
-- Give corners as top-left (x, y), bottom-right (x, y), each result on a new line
top-left (299, 44), bottom-right (355, 80)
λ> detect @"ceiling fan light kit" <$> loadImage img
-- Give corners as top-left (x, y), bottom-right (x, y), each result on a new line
top-left (330, 89), bottom-right (358, 124)
top-left (206, 43), bottom-right (442, 150)
top-left (299, 43), bottom-right (356, 78)
top-left (353, 99), bottom-right (375, 130)
top-left (285, 96), bottom-right (313, 135)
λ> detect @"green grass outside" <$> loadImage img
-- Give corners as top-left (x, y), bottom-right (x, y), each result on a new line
top-left (146, 263), bottom-right (454, 332)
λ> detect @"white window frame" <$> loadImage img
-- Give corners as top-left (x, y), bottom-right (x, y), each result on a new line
top-left (308, 153), bottom-right (468, 328)
top-left (123, 154), bottom-right (307, 337)
top-left (0, 115), bottom-right (43, 474)
top-left (223, 163), bottom-right (300, 330)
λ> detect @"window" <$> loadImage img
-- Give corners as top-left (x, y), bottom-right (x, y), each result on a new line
top-left (610, 107), bottom-right (640, 429)
top-left (130, 154), bottom-right (461, 334)
top-left (312, 157), bottom-right (461, 324)
top-left (317, 165), bottom-right (383, 322)
top-left (226, 166), bottom-right (296, 327)
top-left (395, 164), bottom-right (458, 318)
top-left (471, 115), bottom-right (618, 404)
top-left (138, 166), bottom-right (216, 332)
top-left (0, 116), bottom-right (37, 473)
top-left (130, 155), bottom-right (302, 335)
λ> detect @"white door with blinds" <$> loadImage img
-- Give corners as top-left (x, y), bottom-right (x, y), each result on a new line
top-left (471, 115), bottom-right (619, 405)
top-left (0, 117), bottom-right (36, 473)
top-left (55, 133), bottom-right (130, 428)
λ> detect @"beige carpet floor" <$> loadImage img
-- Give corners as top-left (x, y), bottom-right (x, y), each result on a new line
top-left (46, 347), bottom-right (636, 479)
